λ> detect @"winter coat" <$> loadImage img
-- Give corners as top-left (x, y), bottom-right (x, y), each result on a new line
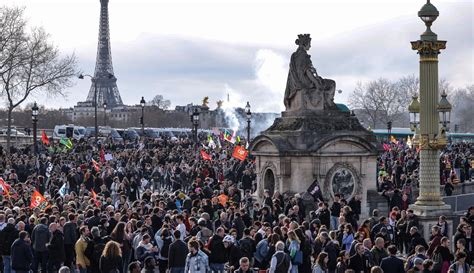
top-left (208, 234), bottom-right (227, 264)
top-left (63, 221), bottom-right (77, 245)
top-left (31, 223), bottom-right (51, 252)
top-left (48, 229), bottom-right (66, 263)
top-left (0, 223), bottom-right (19, 255)
top-left (99, 255), bottom-right (123, 273)
top-left (11, 238), bottom-right (33, 271)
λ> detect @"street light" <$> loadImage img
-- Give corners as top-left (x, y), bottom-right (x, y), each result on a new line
top-left (140, 96), bottom-right (146, 135)
top-left (79, 73), bottom-right (113, 143)
top-left (408, 95), bottom-right (421, 146)
top-left (245, 101), bottom-right (252, 144)
top-left (437, 92), bottom-right (452, 131)
top-left (32, 102), bottom-right (39, 156)
top-left (192, 108), bottom-right (200, 143)
top-left (103, 102), bottom-right (107, 126)
top-left (410, 0), bottom-right (450, 210)
top-left (386, 121), bottom-right (392, 141)
top-left (408, 95), bottom-right (421, 132)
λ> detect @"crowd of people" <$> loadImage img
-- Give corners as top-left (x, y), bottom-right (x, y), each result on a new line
top-left (377, 141), bottom-right (473, 210)
top-left (0, 134), bottom-right (473, 273)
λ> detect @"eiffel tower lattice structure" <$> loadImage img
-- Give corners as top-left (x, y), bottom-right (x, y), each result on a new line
top-left (85, 0), bottom-right (123, 108)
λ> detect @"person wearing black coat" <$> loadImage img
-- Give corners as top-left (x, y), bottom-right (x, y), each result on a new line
top-left (208, 228), bottom-right (227, 272)
top-left (317, 202), bottom-right (331, 229)
top-left (63, 214), bottom-right (78, 269)
top-left (99, 241), bottom-right (123, 273)
top-left (0, 219), bottom-right (19, 273)
top-left (99, 255), bottom-right (122, 273)
top-left (409, 227), bottom-right (428, 255)
top-left (225, 239), bottom-right (243, 272)
top-left (380, 245), bottom-right (405, 273)
top-left (47, 223), bottom-right (65, 272)
top-left (348, 243), bottom-right (369, 273)
top-left (168, 230), bottom-right (189, 272)
top-left (11, 231), bottom-right (33, 273)
top-left (321, 232), bottom-right (339, 273)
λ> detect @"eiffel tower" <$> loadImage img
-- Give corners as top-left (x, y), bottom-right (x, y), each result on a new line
top-left (85, 0), bottom-right (123, 108)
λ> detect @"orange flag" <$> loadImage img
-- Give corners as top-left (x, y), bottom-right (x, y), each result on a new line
top-left (30, 190), bottom-right (48, 210)
top-left (232, 146), bottom-right (248, 161)
top-left (91, 159), bottom-right (100, 172)
top-left (0, 178), bottom-right (11, 196)
top-left (200, 150), bottom-right (212, 161)
top-left (91, 189), bottom-right (101, 207)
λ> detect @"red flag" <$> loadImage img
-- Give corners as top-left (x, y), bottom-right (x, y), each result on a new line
top-left (41, 131), bottom-right (49, 145)
top-left (232, 146), bottom-right (248, 161)
top-left (91, 159), bottom-right (100, 172)
top-left (200, 150), bottom-right (212, 161)
top-left (99, 148), bottom-right (105, 163)
top-left (91, 189), bottom-right (101, 207)
top-left (30, 190), bottom-right (48, 210)
top-left (0, 178), bottom-right (11, 196)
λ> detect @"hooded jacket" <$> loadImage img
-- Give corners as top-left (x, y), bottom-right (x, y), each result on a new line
top-left (31, 223), bottom-right (51, 252)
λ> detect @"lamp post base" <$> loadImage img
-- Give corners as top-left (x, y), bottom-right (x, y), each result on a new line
top-left (409, 203), bottom-right (454, 240)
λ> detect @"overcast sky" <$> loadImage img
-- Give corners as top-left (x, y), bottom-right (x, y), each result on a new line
top-left (3, 0), bottom-right (473, 112)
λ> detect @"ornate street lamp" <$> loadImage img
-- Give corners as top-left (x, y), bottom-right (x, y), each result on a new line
top-left (408, 95), bottom-right (421, 146)
top-left (437, 92), bottom-right (452, 131)
top-left (245, 101), bottom-right (252, 144)
top-left (31, 102), bottom-right (39, 156)
top-left (192, 108), bottom-right (200, 143)
top-left (408, 95), bottom-right (421, 131)
top-left (103, 102), bottom-right (107, 126)
top-left (140, 97), bottom-right (146, 135)
top-left (386, 121), bottom-right (392, 142)
top-left (410, 0), bottom-right (450, 211)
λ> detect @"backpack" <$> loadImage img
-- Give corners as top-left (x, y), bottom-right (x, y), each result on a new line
top-left (160, 238), bottom-right (172, 258)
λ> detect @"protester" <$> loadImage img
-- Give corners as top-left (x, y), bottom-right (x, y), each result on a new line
top-left (0, 134), bottom-right (473, 273)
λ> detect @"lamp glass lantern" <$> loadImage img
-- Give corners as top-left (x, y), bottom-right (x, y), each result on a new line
top-left (32, 102), bottom-right (39, 121)
top-left (192, 109), bottom-right (200, 125)
top-left (437, 93), bottom-right (452, 130)
top-left (245, 101), bottom-right (251, 119)
top-left (140, 97), bottom-right (146, 108)
top-left (103, 102), bottom-right (107, 109)
top-left (408, 95), bottom-right (420, 131)
top-left (418, 0), bottom-right (439, 26)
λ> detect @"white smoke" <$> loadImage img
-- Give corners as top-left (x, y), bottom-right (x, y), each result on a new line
top-left (220, 48), bottom-right (287, 135)
top-left (221, 84), bottom-right (243, 132)
top-left (254, 49), bottom-right (287, 113)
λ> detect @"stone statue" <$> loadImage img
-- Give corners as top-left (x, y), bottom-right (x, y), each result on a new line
top-left (284, 34), bottom-right (336, 111)
top-left (202, 96), bottom-right (209, 108)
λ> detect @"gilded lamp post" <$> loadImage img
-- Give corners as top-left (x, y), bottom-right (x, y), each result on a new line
top-left (410, 0), bottom-right (452, 212)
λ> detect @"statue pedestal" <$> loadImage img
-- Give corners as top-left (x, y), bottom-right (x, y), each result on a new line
top-left (409, 204), bottom-right (454, 240)
top-left (251, 109), bottom-right (381, 220)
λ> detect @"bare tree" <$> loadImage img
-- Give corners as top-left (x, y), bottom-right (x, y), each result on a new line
top-left (450, 85), bottom-right (474, 132)
top-left (148, 94), bottom-right (171, 110)
top-left (349, 78), bottom-right (402, 128)
top-left (0, 6), bottom-right (77, 152)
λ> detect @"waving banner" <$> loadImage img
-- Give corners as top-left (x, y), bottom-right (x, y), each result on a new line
top-left (232, 146), bottom-right (248, 161)
top-left (30, 190), bottom-right (49, 210)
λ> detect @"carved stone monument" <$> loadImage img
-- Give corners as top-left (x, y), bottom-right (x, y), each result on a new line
top-left (251, 34), bottom-right (380, 219)
top-left (284, 34), bottom-right (337, 113)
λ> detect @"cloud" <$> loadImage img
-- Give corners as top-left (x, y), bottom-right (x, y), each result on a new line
top-left (29, 1), bottom-right (472, 114)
